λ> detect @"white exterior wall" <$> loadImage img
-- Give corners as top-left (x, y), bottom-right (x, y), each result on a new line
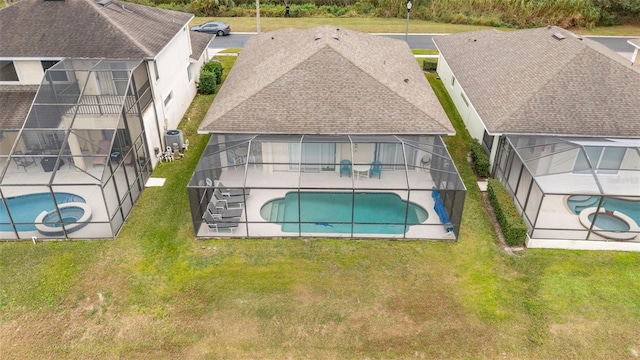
top-left (190, 46), bottom-right (211, 89)
top-left (436, 55), bottom-right (500, 165)
top-left (149, 25), bottom-right (195, 136)
top-left (0, 59), bottom-right (62, 85)
top-left (11, 60), bottom-right (45, 84)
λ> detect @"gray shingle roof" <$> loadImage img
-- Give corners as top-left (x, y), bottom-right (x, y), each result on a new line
top-left (0, 0), bottom-right (193, 58)
top-left (0, 85), bottom-right (37, 130)
top-left (434, 26), bottom-right (640, 138)
top-left (190, 31), bottom-right (214, 61)
top-left (199, 26), bottom-right (453, 135)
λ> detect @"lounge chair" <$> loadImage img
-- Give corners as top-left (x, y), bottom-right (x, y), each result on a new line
top-left (207, 201), bottom-right (243, 218)
top-left (369, 160), bottom-right (382, 179)
top-left (202, 211), bottom-right (239, 233)
top-left (217, 182), bottom-right (251, 196)
top-left (213, 188), bottom-right (245, 208)
top-left (339, 159), bottom-right (352, 177)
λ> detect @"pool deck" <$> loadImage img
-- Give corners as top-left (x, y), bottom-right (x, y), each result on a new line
top-left (196, 167), bottom-right (458, 240)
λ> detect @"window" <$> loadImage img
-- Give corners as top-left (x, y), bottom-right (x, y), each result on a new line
top-left (0, 61), bottom-right (19, 81)
top-left (451, 76), bottom-right (456, 87)
top-left (41, 60), bottom-right (68, 82)
top-left (573, 146), bottom-right (626, 174)
top-left (461, 92), bottom-right (469, 107)
top-left (187, 65), bottom-right (192, 82)
top-left (482, 130), bottom-right (494, 154)
top-left (289, 143), bottom-right (336, 171)
top-left (163, 91), bottom-right (173, 108)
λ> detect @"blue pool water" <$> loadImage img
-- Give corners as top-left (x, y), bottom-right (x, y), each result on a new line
top-left (587, 213), bottom-right (630, 232)
top-left (567, 196), bottom-right (640, 225)
top-left (260, 192), bottom-right (428, 234)
top-left (0, 192), bottom-right (86, 232)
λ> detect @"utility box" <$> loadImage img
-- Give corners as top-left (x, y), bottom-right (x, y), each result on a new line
top-left (165, 129), bottom-right (184, 151)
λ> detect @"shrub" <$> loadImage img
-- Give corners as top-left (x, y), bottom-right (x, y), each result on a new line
top-left (422, 58), bottom-right (438, 72)
top-left (198, 71), bottom-right (217, 94)
top-left (487, 179), bottom-right (528, 247)
top-left (469, 139), bottom-right (490, 178)
top-left (202, 60), bottom-right (224, 84)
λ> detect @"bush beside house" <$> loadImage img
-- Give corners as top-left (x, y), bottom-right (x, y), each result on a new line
top-left (198, 60), bottom-right (224, 95)
top-left (469, 139), bottom-right (490, 178)
top-left (487, 178), bottom-right (528, 246)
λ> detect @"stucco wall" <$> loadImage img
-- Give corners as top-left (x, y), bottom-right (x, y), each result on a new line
top-left (150, 26), bottom-right (196, 134)
top-left (436, 56), bottom-right (499, 165)
top-left (9, 60), bottom-right (44, 85)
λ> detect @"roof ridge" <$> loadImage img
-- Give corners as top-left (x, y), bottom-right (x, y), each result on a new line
top-left (493, 46), bottom-right (583, 132)
top-left (86, 0), bottom-right (154, 57)
top-left (326, 43), bottom-right (451, 133)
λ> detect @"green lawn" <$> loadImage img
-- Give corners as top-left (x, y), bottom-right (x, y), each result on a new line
top-left (1, 57), bottom-right (639, 359)
top-left (194, 16), bottom-right (640, 36)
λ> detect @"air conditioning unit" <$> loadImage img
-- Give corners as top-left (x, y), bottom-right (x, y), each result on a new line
top-left (164, 129), bottom-right (184, 151)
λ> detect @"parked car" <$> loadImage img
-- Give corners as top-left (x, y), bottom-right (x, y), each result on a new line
top-left (190, 21), bottom-right (231, 36)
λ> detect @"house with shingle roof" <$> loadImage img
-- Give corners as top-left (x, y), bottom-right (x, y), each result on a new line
top-left (190, 26), bottom-right (466, 240)
top-left (0, 0), bottom-right (213, 241)
top-left (434, 26), bottom-right (640, 251)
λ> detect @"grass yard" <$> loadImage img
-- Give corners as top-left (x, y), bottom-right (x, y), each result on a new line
top-left (1, 56), bottom-right (639, 359)
top-left (193, 16), bottom-right (640, 36)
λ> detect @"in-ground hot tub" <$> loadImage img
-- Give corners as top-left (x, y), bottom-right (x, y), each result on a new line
top-left (35, 202), bottom-right (92, 236)
top-left (578, 207), bottom-right (639, 241)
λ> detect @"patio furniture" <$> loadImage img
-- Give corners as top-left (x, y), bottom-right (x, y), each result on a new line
top-left (92, 139), bottom-right (111, 167)
top-left (12, 152), bottom-right (36, 172)
top-left (369, 160), bottom-right (382, 179)
top-left (353, 164), bottom-right (369, 180)
top-left (213, 188), bottom-right (244, 208)
top-left (207, 201), bottom-right (243, 218)
top-left (217, 182), bottom-right (251, 196)
top-left (339, 159), bottom-right (352, 177)
top-left (202, 211), bottom-right (239, 233)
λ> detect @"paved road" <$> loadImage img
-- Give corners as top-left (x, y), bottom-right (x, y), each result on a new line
top-left (210, 32), bottom-right (637, 56)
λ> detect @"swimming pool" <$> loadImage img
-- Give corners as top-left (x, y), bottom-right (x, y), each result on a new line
top-left (567, 196), bottom-right (640, 224)
top-left (260, 192), bottom-right (428, 234)
top-left (0, 192), bottom-right (86, 232)
top-left (568, 195), bottom-right (639, 239)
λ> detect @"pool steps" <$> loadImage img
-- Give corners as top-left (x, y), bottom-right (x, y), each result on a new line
top-left (571, 196), bottom-right (600, 213)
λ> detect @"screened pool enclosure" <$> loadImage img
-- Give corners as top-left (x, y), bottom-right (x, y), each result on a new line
top-left (0, 59), bottom-right (153, 240)
top-left (188, 134), bottom-right (466, 239)
top-left (494, 135), bottom-right (640, 250)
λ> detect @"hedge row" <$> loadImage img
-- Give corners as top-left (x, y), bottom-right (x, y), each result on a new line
top-left (469, 139), bottom-right (490, 178)
top-left (487, 178), bottom-right (527, 246)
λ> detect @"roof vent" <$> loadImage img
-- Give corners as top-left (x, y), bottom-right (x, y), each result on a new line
top-left (97, 0), bottom-right (112, 6)
top-left (552, 32), bottom-right (566, 40)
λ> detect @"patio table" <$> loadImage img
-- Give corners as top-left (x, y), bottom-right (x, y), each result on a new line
top-left (353, 165), bottom-right (369, 180)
